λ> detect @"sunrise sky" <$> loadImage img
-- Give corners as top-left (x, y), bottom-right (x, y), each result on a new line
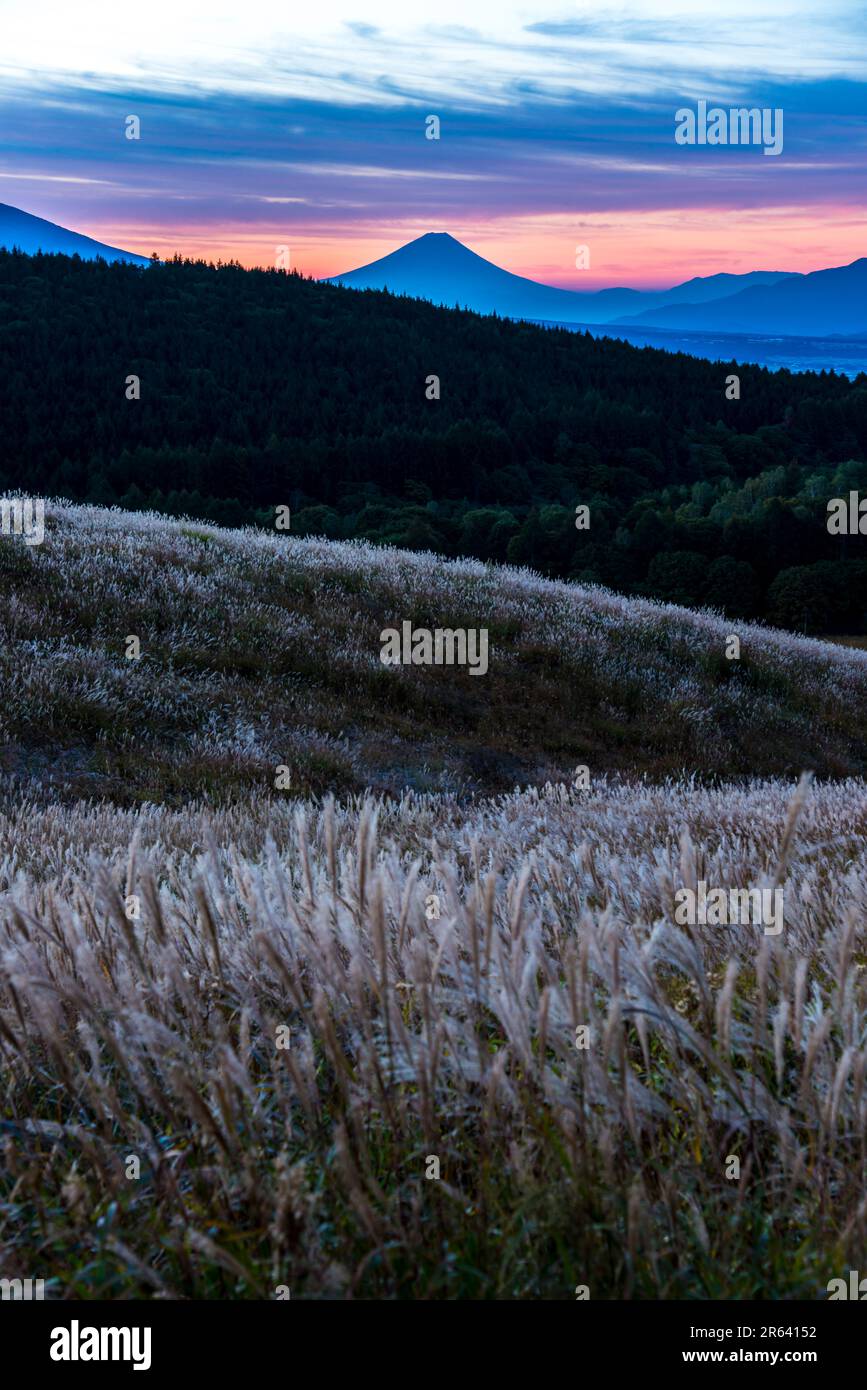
top-left (1, 0), bottom-right (865, 288)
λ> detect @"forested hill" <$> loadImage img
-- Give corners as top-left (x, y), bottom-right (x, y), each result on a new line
top-left (2, 247), bottom-right (867, 633)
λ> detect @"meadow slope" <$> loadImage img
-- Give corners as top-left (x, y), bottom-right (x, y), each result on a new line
top-left (3, 500), bottom-right (867, 802)
top-left (3, 502), bottom-right (867, 1299)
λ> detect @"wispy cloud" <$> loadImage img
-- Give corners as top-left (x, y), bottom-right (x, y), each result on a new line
top-left (0, 2), bottom-right (864, 284)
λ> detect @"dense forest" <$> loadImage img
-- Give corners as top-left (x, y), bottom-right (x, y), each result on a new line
top-left (2, 247), bottom-right (867, 633)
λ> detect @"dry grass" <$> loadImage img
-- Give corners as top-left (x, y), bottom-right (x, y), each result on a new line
top-left (4, 500), bottom-right (867, 1299)
top-left (4, 500), bottom-right (867, 806)
top-left (2, 772), bottom-right (867, 1298)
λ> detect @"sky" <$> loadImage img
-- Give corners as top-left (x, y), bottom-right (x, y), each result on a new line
top-left (0, 0), bottom-right (865, 288)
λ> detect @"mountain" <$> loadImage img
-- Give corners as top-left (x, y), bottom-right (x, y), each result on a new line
top-left (0, 202), bottom-right (150, 266)
top-left (635, 268), bottom-right (798, 306)
top-left (326, 231), bottom-right (791, 326)
top-left (616, 258), bottom-right (867, 336)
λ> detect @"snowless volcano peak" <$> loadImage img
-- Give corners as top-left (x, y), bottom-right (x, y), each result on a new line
top-left (325, 232), bottom-right (802, 327)
top-left (326, 230), bottom-right (598, 319)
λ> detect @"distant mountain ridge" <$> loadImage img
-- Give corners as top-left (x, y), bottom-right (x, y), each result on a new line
top-left (327, 231), bottom-right (792, 326)
top-left (328, 232), bottom-right (865, 337)
top-left (0, 203), bottom-right (150, 266)
top-left (3, 203), bottom-right (862, 338)
top-left (615, 257), bottom-right (867, 336)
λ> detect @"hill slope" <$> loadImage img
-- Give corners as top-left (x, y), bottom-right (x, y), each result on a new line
top-left (5, 501), bottom-right (867, 1300)
top-left (0, 202), bottom-right (150, 265)
top-left (2, 249), bottom-right (867, 636)
top-left (4, 501), bottom-right (867, 805)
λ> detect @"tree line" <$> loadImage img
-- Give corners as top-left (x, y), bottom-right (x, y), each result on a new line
top-left (2, 247), bottom-right (866, 632)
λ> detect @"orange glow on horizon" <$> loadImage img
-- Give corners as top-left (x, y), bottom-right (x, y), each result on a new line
top-left (85, 206), bottom-right (866, 289)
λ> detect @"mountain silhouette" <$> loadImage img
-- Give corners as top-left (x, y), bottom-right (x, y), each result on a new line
top-left (615, 257), bottom-right (867, 336)
top-left (0, 203), bottom-right (150, 266)
top-left (327, 232), bottom-right (792, 326)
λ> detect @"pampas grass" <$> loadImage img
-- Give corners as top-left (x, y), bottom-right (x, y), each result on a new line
top-left (2, 772), bottom-right (867, 1298)
top-left (3, 500), bottom-right (867, 805)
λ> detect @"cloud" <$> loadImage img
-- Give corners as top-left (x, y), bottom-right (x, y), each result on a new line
top-left (3, 1), bottom-right (867, 109)
top-left (0, 3), bottom-right (864, 281)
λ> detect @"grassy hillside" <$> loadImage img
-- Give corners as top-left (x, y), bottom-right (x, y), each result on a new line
top-left (3, 501), bottom-right (867, 806)
top-left (4, 503), bottom-right (867, 1300)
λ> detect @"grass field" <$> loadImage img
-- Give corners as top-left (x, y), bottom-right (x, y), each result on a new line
top-left (3, 501), bottom-right (867, 804)
top-left (2, 503), bottom-right (867, 1298)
